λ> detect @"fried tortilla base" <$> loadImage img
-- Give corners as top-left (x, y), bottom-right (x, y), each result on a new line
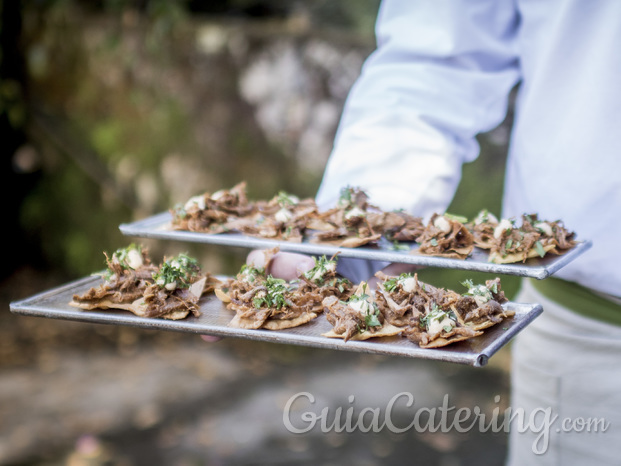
top-left (229, 311), bottom-right (318, 330)
top-left (420, 330), bottom-right (484, 348)
top-left (69, 298), bottom-right (192, 320)
top-left (322, 323), bottom-right (403, 341)
top-left (489, 244), bottom-right (555, 264)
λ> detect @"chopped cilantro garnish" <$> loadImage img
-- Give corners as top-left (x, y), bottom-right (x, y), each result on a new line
top-left (338, 186), bottom-right (354, 207)
top-left (304, 255), bottom-right (336, 285)
top-left (152, 253), bottom-right (200, 290)
top-left (534, 240), bottom-right (546, 258)
top-left (238, 264), bottom-right (264, 283)
top-left (383, 272), bottom-right (416, 293)
top-left (444, 213), bottom-right (469, 224)
top-left (364, 307), bottom-right (382, 328)
top-left (253, 276), bottom-right (291, 309)
top-left (461, 279), bottom-right (493, 303)
top-left (420, 303), bottom-right (456, 331)
top-left (277, 191), bottom-right (299, 208)
top-left (383, 277), bottom-right (399, 292)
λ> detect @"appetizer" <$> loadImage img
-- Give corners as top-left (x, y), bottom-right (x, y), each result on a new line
top-left (416, 213), bottom-right (475, 259)
top-left (216, 254), bottom-right (352, 330)
top-left (488, 213), bottom-right (577, 264)
top-left (71, 244), bottom-right (157, 309)
top-left (226, 191), bottom-right (320, 242)
top-left (170, 181), bottom-right (254, 233)
top-left (308, 186), bottom-right (382, 247)
top-left (466, 209), bottom-right (499, 250)
top-left (322, 282), bottom-right (403, 342)
top-left (71, 246), bottom-right (218, 320)
top-left (374, 272), bottom-right (514, 348)
top-left (138, 253), bottom-right (219, 319)
top-left (370, 209), bottom-right (425, 243)
top-left (168, 182), bottom-right (579, 265)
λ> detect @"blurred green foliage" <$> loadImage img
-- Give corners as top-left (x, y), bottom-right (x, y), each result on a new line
top-left (7, 0), bottom-right (515, 298)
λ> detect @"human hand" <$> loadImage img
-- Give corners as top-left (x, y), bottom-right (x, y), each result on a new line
top-left (246, 249), bottom-right (315, 280)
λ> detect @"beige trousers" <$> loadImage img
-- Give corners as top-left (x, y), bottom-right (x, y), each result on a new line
top-left (507, 279), bottom-right (621, 466)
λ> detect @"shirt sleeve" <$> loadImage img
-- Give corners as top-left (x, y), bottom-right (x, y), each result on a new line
top-left (315, 0), bottom-right (521, 220)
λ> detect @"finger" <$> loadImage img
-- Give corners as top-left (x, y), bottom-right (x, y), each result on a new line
top-left (246, 249), bottom-right (268, 269)
top-left (201, 335), bottom-right (222, 343)
top-left (268, 252), bottom-right (315, 281)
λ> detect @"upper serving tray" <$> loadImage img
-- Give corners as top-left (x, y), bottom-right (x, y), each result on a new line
top-left (9, 275), bottom-right (542, 367)
top-left (119, 212), bottom-right (592, 280)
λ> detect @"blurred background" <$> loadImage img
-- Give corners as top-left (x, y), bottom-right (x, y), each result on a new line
top-left (2, 1), bottom-right (519, 464)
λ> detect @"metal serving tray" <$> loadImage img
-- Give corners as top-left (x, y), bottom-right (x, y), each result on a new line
top-left (10, 275), bottom-right (542, 367)
top-left (120, 212), bottom-right (592, 280)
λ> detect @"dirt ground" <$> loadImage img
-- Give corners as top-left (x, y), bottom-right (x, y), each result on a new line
top-left (2, 267), bottom-right (512, 466)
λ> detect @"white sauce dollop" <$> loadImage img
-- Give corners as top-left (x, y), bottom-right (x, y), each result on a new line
top-left (184, 195), bottom-right (206, 211)
top-left (349, 299), bottom-right (371, 316)
top-left (535, 221), bottom-right (553, 236)
top-left (474, 211), bottom-right (499, 226)
top-left (126, 248), bottom-right (144, 270)
top-left (494, 218), bottom-right (514, 238)
top-left (210, 190), bottom-right (226, 201)
top-left (428, 317), bottom-right (455, 338)
top-left (275, 208), bottom-right (293, 223)
top-left (433, 216), bottom-right (452, 233)
top-left (344, 206), bottom-right (366, 220)
top-left (398, 276), bottom-right (417, 293)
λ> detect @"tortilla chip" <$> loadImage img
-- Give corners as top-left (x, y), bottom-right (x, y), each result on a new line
top-left (214, 288), bottom-right (231, 303)
top-left (473, 239), bottom-right (494, 250)
top-left (420, 330), bottom-right (484, 348)
top-left (229, 311), bottom-right (318, 330)
top-left (413, 245), bottom-right (473, 260)
top-left (262, 312), bottom-right (318, 330)
top-left (339, 234), bottom-right (382, 248)
top-left (309, 234), bottom-right (381, 248)
top-left (464, 309), bottom-right (516, 331)
top-left (228, 313), bottom-right (266, 329)
top-left (489, 244), bottom-right (555, 264)
top-left (305, 219), bottom-right (337, 232)
top-left (322, 323), bottom-right (403, 341)
top-left (159, 309), bottom-right (192, 320)
top-left (69, 299), bottom-right (134, 312)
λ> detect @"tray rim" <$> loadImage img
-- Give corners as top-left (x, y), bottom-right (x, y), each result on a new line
top-left (119, 212), bottom-right (592, 280)
top-left (10, 274), bottom-right (543, 368)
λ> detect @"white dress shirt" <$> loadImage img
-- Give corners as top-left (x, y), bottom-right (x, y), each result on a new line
top-left (315, 0), bottom-right (621, 298)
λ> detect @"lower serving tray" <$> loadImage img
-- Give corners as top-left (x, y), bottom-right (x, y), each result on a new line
top-left (10, 275), bottom-right (542, 367)
top-left (119, 212), bottom-right (592, 280)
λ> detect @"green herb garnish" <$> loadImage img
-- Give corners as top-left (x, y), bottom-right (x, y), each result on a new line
top-left (461, 279), bottom-right (493, 303)
top-left (420, 303), bottom-right (456, 331)
top-left (383, 272), bottom-right (416, 293)
top-left (534, 240), bottom-right (546, 258)
top-left (238, 264), bottom-right (264, 283)
top-left (304, 255), bottom-right (337, 285)
top-left (253, 276), bottom-right (291, 309)
top-left (152, 253), bottom-right (200, 290)
top-left (444, 213), bottom-right (469, 224)
top-left (277, 191), bottom-right (299, 208)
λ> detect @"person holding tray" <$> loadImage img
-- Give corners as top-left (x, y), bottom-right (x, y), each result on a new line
top-left (244, 1), bottom-right (621, 465)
